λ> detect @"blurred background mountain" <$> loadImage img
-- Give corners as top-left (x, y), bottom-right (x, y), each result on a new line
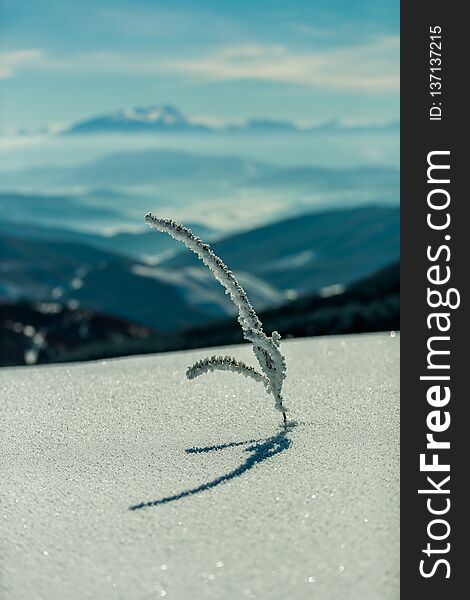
top-left (0, 1), bottom-right (399, 367)
top-left (0, 142), bottom-right (399, 367)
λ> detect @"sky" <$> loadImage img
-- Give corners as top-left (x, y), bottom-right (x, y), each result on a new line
top-left (0, 0), bottom-right (399, 130)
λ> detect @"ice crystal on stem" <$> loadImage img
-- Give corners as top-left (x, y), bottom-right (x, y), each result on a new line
top-left (144, 213), bottom-right (288, 424)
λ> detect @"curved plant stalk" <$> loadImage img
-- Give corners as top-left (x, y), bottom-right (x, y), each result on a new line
top-left (187, 356), bottom-right (270, 389)
top-left (144, 213), bottom-right (288, 424)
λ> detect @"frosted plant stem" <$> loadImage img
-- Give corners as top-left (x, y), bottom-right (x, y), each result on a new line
top-left (144, 214), bottom-right (263, 333)
top-left (187, 356), bottom-right (270, 391)
top-left (145, 213), bottom-right (288, 421)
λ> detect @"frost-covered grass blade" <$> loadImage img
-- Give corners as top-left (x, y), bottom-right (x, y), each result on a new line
top-left (144, 213), bottom-right (288, 425)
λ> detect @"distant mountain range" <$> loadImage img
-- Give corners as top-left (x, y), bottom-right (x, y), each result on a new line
top-left (0, 205), bottom-right (399, 333)
top-left (0, 234), bottom-right (208, 331)
top-left (0, 219), bottom-right (215, 261)
top-left (0, 148), bottom-right (398, 190)
top-left (0, 149), bottom-right (275, 189)
top-left (161, 205), bottom-right (400, 295)
top-left (0, 227), bottom-right (284, 331)
top-left (0, 260), bottom-right (399, 367)
top-left (136, 259), bottom-right (400, 358)
top-left (0, 148), bottom-right (399, 236)
top-left (0, 191), bottom-right (125, 231)
top-left (53, 104), bottom-right (398, 136)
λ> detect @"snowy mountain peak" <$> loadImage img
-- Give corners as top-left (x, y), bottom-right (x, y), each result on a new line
top-left (63, 104), bottom-right (300, 135)
top-left (65, 104), bottom-right (207, 134)
top-left (60, 104), bottom-right (399, 136)
top-left (115, 105), bottom-right (186, 124)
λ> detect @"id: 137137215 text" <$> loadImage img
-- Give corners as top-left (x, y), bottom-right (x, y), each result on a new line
top-left (429, 26), bottom-right (443, 121)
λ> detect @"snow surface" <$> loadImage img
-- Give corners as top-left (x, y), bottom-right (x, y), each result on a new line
top-left (1, 333), bottom-right (399, 600)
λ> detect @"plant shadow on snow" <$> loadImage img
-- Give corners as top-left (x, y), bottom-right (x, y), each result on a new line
top-left (129, 424), bottom-right (296, 511)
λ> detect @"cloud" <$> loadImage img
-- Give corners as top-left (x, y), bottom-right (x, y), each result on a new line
top-left (1, 36), bottom-right (399, 93)
top-left (0, 49), bottom-right (44, 79)
top-left (167, 37), bottom-right (399, 92)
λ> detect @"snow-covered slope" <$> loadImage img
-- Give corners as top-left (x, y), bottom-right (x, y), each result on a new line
top-left (0, 333), bottom-right (399, 599)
